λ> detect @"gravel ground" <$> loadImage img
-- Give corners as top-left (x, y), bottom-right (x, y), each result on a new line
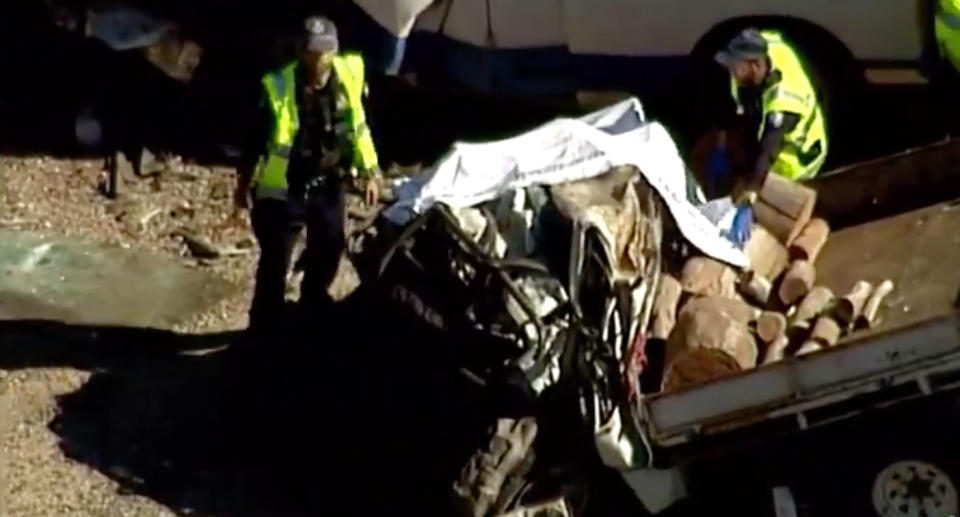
top-left (0, 153), bottom-right (257, 516)
top-left (0, 154), bottom-right (258, 333)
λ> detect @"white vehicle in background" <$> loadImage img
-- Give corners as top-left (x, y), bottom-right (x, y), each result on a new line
top-left (355, 0), bottom-right (945, 177)
top-left (357, 0), bottom-right (936, 95)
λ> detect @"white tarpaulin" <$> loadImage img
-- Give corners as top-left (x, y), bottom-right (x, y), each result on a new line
top-left (353, 0), bottom-right (437, 38)
top-left (414, 0), bottom-right (566, 48)
top-left (385, 98), bottom-right (748, 267)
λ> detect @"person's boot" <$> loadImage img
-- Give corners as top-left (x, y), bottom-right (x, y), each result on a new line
top-left (224, 315), bottom-right (277, 370)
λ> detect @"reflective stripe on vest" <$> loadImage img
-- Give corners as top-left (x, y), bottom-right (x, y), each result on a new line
top-left (941, 0), bottom-right (960, 17)
top-left (936, 0), bottom-right (960, 72)
top-left (254, 63), bottom-right (299, 200)
top-left (332, 53), bottom-right (379, 174)
top-left (729, 31), bottom-right (827, 181)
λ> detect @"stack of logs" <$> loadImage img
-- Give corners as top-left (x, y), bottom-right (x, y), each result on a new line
top-left (650, 177), bottom-right (896, 392)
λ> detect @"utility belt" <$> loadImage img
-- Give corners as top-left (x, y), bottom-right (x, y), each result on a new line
top-left (256, 136), bottom-right (355, 201)
top-left (290, 142), bottom-right (350, 195)
top-left (303, 167), bottom-right (347, 197)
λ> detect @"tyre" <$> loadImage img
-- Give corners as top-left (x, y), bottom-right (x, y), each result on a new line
top-left (858, 399), bottom-right (960, 517)
top-left (452, 417), bottom-right (539, 517)
top-left (794, 396), bottom-right (960, 517)
top-left (871, 459), bottom-right (959, 517)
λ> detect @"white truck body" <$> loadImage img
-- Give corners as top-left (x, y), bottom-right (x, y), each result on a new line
top-left (404, 0), bottom-right (926, 84)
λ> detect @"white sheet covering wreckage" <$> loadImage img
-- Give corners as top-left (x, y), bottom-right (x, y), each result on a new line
top-left (385, 97), bottom-right (748, 268)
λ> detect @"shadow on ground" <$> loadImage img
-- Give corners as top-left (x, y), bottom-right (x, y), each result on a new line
top-left (0, 292), bottom-right (495, 516)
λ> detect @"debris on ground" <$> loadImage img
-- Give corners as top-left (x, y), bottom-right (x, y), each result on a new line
top-left (173, 227), bottom-right (227, 259)
top-left (0, 154), bottom-right (256, 330)
top-left (0, 150), bottom-right (383, 516)
top-left (0, 153), bottom-right (253, 517)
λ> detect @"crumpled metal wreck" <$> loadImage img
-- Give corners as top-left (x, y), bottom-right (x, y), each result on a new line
top-left (372, 98), bottom-right (742, 516)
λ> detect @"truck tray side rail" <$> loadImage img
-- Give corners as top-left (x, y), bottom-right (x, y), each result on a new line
top-left (640, 314), bottom-right (960, 447)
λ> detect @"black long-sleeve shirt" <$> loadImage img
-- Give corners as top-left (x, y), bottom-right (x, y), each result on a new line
top-left (721, 74), bottom-right (799, 192)
top-left (750, 111), bottom-right (799, 190)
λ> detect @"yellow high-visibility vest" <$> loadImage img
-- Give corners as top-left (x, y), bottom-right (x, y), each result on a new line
top-left (253, 62), bottom-right (299, 200)
top-left (253, 53), bottom-right (379, 200)
top-left (729, 31), bottom-right (828, 181)
top-left (332, 53), bottom-right (380, 174)
top-left (935, 0), bottom-right (960, 72)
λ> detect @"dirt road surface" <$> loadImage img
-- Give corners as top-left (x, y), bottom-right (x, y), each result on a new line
top-left (0, 154), bottom-right (253, 517)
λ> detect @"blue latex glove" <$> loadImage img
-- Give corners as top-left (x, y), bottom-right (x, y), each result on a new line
top-left (705, 147), bottom-right (729, 198)
top-left (729, 203), bottom-right (753, 248)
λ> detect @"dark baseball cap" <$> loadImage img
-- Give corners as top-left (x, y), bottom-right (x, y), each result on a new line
top-left (305, 16), bottom-right (339, 53)
top-left (714, 28), bottom-right (768, 67)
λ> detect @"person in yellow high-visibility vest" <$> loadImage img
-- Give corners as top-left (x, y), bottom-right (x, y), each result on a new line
top-left (933, 0), bottom-right (960, 136)
top-left (935, 0), bottom-right (960, 75)
top-left (235, 15), bottom-right (381, 334)
top-left (705, 28), bottom-right (828, 248)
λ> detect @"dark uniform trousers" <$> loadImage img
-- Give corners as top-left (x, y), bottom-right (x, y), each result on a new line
top-left (248, 179), bottom-right (346, 334)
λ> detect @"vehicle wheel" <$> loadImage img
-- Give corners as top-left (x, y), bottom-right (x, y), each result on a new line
top-left (871, 460), bottom-right (959, 517)
top-left (452, 417), bottom-right (538, 517)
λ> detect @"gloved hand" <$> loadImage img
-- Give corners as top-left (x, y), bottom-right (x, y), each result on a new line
top-left (705, 147), bottom-right (729, 198)
top-left (729, 202), bottom-right (753, 248)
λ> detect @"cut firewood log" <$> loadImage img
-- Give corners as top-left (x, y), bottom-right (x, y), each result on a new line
top-left (757, 312), bottom-right (788, 344)
top-left (663, 306), bottom-right (758, 391)
top-left (681, 257), bottom-right (737, 298)
top-left (761, 334), bottom-right (790, 365)
top-left (760, 173), bottom-right (815, 224)
top-left (651, 274), bottom-right (683, 340)
top-left (789, 218), bottom-right (830, 263)
top-left (662, 349), bottom-right (745, 392)
top-left (755, 173), bottom-right (817, 245)
top-left (856, 279), bottom-right (895, 329)
top-left (792, 286), bottom-right (835, 328)
top-left (837, 281), bottom-right (873, 326)
top-left (809, 316), bottom-right (842, 347)
top-left (739, 271), bottom-right (772, 306)
top-left (778, 260), bottom-right (816, 306)
top-left (796, 316), bottom-right (842, 357)
top-left (680, 295), bottom-right (762, 324)
top-left (743, 225), bottom-right (789, 281)
top-left (796, 342), bottom-right (822, 356)
top-left (753, 203), bottom-right (794, 247)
